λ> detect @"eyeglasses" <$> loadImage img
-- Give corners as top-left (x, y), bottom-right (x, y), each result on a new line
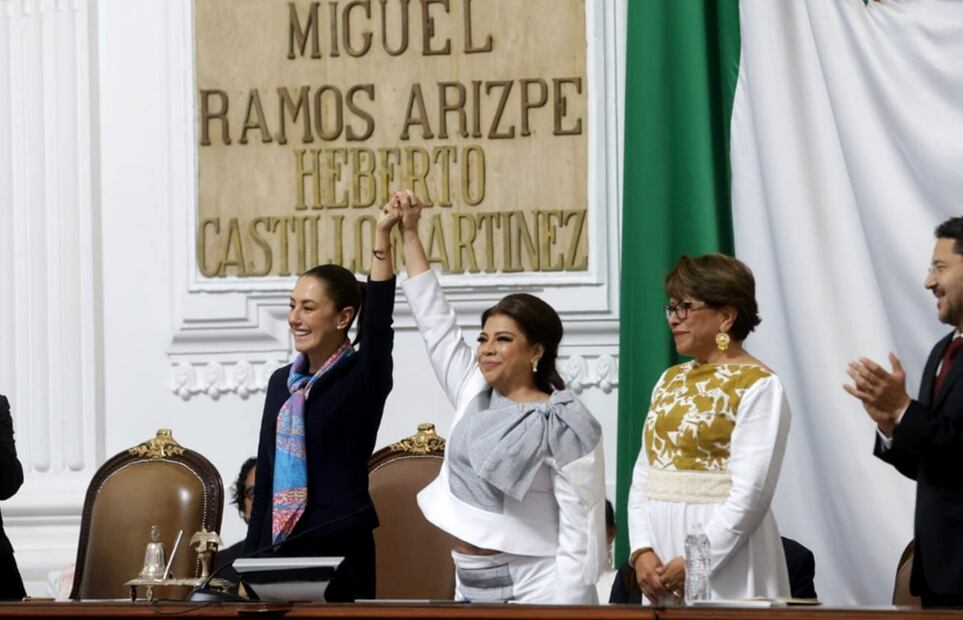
top-left (244, 486), bottom-right (255, 500)
top-left (663, 300), bottom-right (710, 320)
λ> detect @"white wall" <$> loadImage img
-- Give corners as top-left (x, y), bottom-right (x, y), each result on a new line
top-left (0, 0), bottom-right (625, 596)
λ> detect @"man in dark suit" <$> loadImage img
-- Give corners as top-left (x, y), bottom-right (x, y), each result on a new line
top-left (845, 216), bottom-right (963, 608)
top-left (0, 396), bottom-right (25, 600)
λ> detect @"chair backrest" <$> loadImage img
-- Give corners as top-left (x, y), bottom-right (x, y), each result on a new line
top-left (368, 423), bottom-right (457, 600)
top-left (892, 540), bottom-right (920, 606)
top-left (70, 429), bottom-right (223, 600)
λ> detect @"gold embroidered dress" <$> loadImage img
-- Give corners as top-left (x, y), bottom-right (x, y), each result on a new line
top-left (628, 362), bottom-right (792, 601)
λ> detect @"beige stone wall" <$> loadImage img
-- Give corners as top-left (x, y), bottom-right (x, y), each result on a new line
top-left (194, 0), bottom-right (587, 277)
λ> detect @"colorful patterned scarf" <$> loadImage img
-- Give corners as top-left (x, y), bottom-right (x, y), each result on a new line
top-left (271, 342), bottom-right (355, 544)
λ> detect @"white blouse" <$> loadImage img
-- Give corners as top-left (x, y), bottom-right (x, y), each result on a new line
top-left (402, 270), bottom-right (607, 603)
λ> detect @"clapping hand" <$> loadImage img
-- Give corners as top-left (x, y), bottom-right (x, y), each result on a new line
top-left (843, 353), bottom-right (910, 436)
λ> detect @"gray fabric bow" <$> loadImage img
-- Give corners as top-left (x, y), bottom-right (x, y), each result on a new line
top-left (447, 389), bottom-right (600, 513)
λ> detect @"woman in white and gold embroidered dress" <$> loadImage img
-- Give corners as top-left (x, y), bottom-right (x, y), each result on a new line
top-left (627, 254), bottom-right (791, 604)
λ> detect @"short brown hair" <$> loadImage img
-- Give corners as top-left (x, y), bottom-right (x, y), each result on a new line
top-left (664, 254), bottom-right (761, 341)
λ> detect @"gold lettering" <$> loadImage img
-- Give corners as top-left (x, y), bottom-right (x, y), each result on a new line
top-left (463, 0), bottom-right (492, 53)
top-left (553, 77), bottom-right (583, 136)
top-left (276, 86), bottom-right (313, 145)
top-left (306, 215), bottom-right (321, 268)
top-left (538, 210), bottom-right (564, 271)
top-left (293, 149), bottom-right (323, 210)
top-left (323, 148), bottom-right (349, 208)
top-left (400, 83), bottom-right (434, 140)
top-left (248, 217), bottom-right (273, 276)
top-left (345, 84), bottom-right (375, 141)
top-left (199, 89), bottom-right (231, 146)
top-left (476, 212), bottom-right (499, 272)
top-left (433, 146), bottom-right (455, 207)
top-left (240, 89), bottom-right (272, 144)
top-left (426, 213), bottom-right (450, 271)
top-left (379, 0), bottom-right (410, 56)
top-left (512, 211), bottom-right (538, 271)
top-left (500, 212), bottom-right (521, 272)
top-left (343, 0), bottom-right (373, 57)
top-left (329, 1), bottom-right (341, 56)
top-left (452, 213), bottom-right (479, 273)
top-left (564, 209), bottom-right (588, 269)
top-left (350, 147), bottom-right (377, 208)
top-left (377, 147), bottom-right (401, 205)
top-left (470, 80), bottom-right (482, 138)
top-left (404, 146), bottom-right (433, 206)
top-left (520, 79), bottom-right (548, 137)
top-left (437, 81), bottom-right (467, 139)
top-left (352, 215), bottom-right (377, 274)
top-left (486, 81), bottom-right (515, 139)
top-left (461, 145), bottom-right (485, 206)
top-left (272, 217), bottom-right (294, 276)
top-left (420, 0), bottom-right (451, 55)
top-left (314, 85), bottom-right (344, 141)
top-left (294, 217), bottom-right (308, 274)
top-left (218, 217), bottom-right (248, 277)
top-left (288, 2), bottom-right (322, 59)
top-left (331, 214), bottom-right (345, 266)
top-left (197, 218), bottom-right (221, 277)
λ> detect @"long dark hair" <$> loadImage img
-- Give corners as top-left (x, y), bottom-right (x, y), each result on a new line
top-left (481, 293), bottom-right (565, 393)
top-left (300, 264), bottom-right (367, 345)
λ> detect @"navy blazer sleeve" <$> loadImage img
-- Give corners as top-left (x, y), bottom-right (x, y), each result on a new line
top-left (0, 397), bottom-right (23, 501)
top-left (891, 398), bottom-right (963, 458)
top-left (358, 276), bottom-right (395, 402)
top-left (874, 432), bottom-right (919, 481)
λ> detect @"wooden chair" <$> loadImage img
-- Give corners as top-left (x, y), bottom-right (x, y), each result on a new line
top-left (368, 423), bottom-right (457, 600)
top-left (70, 429), bottom-right (223, 600)
top-left (892, 540), bottom-right (921, 606)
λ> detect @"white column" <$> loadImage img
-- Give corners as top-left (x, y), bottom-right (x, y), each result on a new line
top-left (0, 0), bottom-right (99, 595)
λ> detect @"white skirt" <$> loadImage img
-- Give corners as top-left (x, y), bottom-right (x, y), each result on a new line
top-left (645, 498), bottom-right (790, 603)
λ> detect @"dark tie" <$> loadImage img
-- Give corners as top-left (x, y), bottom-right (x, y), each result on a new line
top-left (933, 337), bottom-right (963, 398)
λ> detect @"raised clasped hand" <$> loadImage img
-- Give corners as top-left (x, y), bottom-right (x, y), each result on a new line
top-left (395, 189), bottom-right (422, 232)
top-left (377, 194), bottom-right (403, 232)
top-left (842, 352), bottom-right (910, 436)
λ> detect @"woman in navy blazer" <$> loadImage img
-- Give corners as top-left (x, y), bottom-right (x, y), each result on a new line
top-left (0, 396), bottom-right (25, 600)
top-left (244, 201), bottom-right (401, 601)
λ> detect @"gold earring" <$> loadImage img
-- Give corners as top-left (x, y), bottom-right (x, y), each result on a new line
top-left (715, 332), bottom-right (730, 352)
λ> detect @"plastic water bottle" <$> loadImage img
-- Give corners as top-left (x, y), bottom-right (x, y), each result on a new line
top-left (684, 523), bottom-right (711, 603)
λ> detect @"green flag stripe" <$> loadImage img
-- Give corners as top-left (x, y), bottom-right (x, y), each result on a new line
top-left (616, 0), bottom-right (741, 564)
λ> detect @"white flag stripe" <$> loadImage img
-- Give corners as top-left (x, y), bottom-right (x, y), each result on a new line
top-left (731, 0), bottom-right (963, 604)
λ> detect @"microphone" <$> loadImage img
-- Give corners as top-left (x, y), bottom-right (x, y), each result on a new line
top-left (187, 507), bottom-right (367, 602)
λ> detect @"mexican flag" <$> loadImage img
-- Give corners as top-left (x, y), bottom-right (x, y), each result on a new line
top-left (617, 0), bottom-right (963, 604)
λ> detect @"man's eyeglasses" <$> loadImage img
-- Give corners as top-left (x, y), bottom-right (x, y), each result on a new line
top-left (664, 301), bottom-right (709, 320)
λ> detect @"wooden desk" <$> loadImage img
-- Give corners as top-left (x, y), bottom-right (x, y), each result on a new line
top-left (0, 602), bottom-right (959, 620)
